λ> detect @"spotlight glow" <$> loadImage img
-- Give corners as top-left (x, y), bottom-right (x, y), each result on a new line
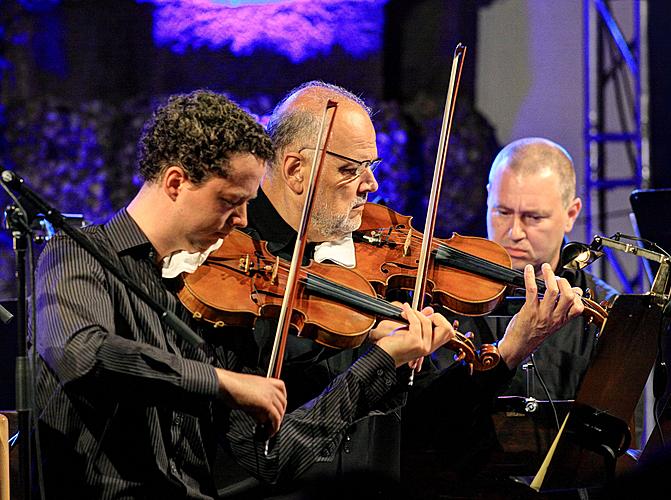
top-left (139, 0), bottom-right (388, 62)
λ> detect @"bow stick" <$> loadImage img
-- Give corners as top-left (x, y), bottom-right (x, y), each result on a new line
top-left (409, 43), bottom-right (467, 384)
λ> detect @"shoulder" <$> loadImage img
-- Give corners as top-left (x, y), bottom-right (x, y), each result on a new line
top-left (37, 224), bottom-right (108, 276)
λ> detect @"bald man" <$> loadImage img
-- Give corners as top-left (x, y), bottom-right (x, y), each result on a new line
top-left (487, 137), bottom-right (582, 276)
top-left (401, 138), bottom-right (619, 498)
top-left (216, 89), bottom-right (588, 498)
top-left (485, 137), bottom-right (618, 400)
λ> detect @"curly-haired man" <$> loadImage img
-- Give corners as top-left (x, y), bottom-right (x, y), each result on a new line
top-left (33, 89), bottom-right (455, 499)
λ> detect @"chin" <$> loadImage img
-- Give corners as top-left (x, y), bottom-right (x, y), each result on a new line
top-left (346, 213), bottom-right (363, 231)
top-left (511, 258), bottom-right (528, 271)
top-left (192, 239), bottom-right (218, 253)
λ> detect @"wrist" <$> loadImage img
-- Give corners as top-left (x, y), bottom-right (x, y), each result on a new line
top-left (497, 336), bottom-right (522, 370)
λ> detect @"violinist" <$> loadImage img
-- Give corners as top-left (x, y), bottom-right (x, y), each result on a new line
top-left (216, 82), bottom-right (588, 498)
top-left (31, 89), bottom-right (455, 500)
top-left (402, 137), bottom-right (620, 498)
top-left (486, 137), bottom-right (618, 400)
top-left (444, 137), bottom-right (619, 400)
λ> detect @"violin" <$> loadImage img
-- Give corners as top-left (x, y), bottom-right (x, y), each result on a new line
top-left (353, 202), bottom-right (610, 329)
top-left (176, 228), bottom-right (500, 371)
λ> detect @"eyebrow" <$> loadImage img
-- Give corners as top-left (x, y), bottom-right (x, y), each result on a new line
top-left (493, 205), bottom-right (549, 216)
top-left (223, 192), bottom-right (257, 204)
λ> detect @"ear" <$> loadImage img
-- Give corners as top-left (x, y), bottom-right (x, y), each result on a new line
top-left (564, 196), bottom-right (582, 232)
top-left (283, 153), bottom-right (306, 195)
top-left (162, 165), bottom-right (189, 201)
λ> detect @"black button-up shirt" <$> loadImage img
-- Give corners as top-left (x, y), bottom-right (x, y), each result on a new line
top-left (34, 208), bottom-right (399, 499)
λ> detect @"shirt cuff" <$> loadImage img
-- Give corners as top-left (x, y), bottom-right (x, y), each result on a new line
top-left (349, 344), bottom-right (397, 404)
top-left (182, 359), bottom-right (220, 398)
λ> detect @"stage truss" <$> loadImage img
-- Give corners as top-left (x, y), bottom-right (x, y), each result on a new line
top-left (583, 0), bottom-right (649, 293)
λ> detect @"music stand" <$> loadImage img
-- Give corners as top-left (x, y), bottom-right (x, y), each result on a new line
top-left (521, 195), bottom-right (671, 492)
top-left (518, 293), bottom-right (662, 492)
top-left (629, 188), bottom-right (671, 466)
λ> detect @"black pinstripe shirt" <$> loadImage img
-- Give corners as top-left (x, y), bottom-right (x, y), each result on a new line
top-left (34, 208), bottom-right (398, 499)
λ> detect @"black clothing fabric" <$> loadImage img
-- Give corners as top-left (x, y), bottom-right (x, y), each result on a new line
top-left (216, 190), bottom-right (516, 499)
top-left (34, 208), bottom-right (401, 500)
top-left (401, 267), bottom-right (619, 499)
top-left (439, 267), bottom-right (619, 401)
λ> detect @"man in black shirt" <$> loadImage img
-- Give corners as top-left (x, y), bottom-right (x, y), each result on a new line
top-left (33, 89), bottom-right (457, 499)
top-left (216, 83), bottom-right (588, 498)
top-left (484, 137), bottom-right (618, 401)
top-left (402, 137), bottom-right (620, 498)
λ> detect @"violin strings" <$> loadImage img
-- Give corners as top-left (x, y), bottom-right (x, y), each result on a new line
top-left (433, 242), bottom-right (547, 292)
top-left (371, 228), bottom-right (547, 292)
top-left (303, 273), bottom-right (403, 319)
top-left (211, 253), bottom-right (402, 319)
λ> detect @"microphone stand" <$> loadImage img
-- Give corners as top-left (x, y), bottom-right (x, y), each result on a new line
top-left (4, 203), bottom-right (32, 500)
top-left (1, 170), bottom-right (204, 347)
top-left (0, 170), bottom-right (205, 498)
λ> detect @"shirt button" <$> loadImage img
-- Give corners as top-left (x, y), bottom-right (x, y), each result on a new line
top-left (343, 445), bottom-right (351, 454)
top-left (170, 462), bottom-right (178, 475)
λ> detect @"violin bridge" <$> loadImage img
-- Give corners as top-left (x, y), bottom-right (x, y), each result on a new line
top-left (403, 228), bottom-right (412, 256)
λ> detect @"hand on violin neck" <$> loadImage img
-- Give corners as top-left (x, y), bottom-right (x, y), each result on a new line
top-left (215, 368), bottom-right (288, 437)
top-left (373, 303), bottom-right (455, 368)
top-left (498, 263), bottom-right (585, 369)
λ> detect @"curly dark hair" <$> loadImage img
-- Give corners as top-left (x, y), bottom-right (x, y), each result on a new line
top-left (137, 89), bottom-right (274, 184)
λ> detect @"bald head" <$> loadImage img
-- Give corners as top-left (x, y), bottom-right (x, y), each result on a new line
top-left (489, 137), bottom-right (576, 207)
top-left (486, 137), bottom-right (582, 273)
top-left (266, 81), bottom-right (371, 175)
top-left (261, 81), bottom-right (378, 242)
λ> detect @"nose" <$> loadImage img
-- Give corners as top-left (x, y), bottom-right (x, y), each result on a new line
top-left (358, 166), bottom-right (378, 194)
top-left (509, 216), bottom-right (526, 241)
top-left (230, 203), bottom-right (248, 229)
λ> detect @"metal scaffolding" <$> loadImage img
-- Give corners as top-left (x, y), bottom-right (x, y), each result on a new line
top-left (583, 0), bottom-right (649, 293)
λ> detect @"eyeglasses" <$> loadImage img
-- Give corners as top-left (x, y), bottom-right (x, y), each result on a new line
top-left (298, 148), bottom-right (382, 180)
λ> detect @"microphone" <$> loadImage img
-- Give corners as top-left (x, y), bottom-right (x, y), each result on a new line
top-left (1, 169), bottom-right (62, 225)
top-left (560, 241), bottom-right (604, 270)
top-left (1, 170), bottom-right (22, 189)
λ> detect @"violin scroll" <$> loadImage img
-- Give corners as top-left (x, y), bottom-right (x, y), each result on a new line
top-left (445, 324), bottom-right (500, 373)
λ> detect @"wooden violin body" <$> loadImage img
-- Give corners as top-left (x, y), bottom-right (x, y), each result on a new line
top-left (354, 202), bottom-right (611, 329)
top-left (177, 229), bottom-right (501, 371)
top-left (177, 229), bottom-right (376, 350)
top-left (355, 203), bottom-right (512, 315)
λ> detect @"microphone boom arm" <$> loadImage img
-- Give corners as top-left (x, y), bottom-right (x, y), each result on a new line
top-left (0, 169), bottom-right (204, 347)
top-left (591, 235), bottom-right (671, 306)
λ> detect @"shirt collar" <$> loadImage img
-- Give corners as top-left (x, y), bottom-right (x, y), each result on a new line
top-left (103, 208), bottom-right (152, 254)
top-left (246, 188), bottom-right (296, 251)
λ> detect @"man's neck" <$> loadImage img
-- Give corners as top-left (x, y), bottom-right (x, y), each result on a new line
top-left (126, 185), bottom-right (177, 262)
top-left (262, 183), bottom-right (301, 234)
